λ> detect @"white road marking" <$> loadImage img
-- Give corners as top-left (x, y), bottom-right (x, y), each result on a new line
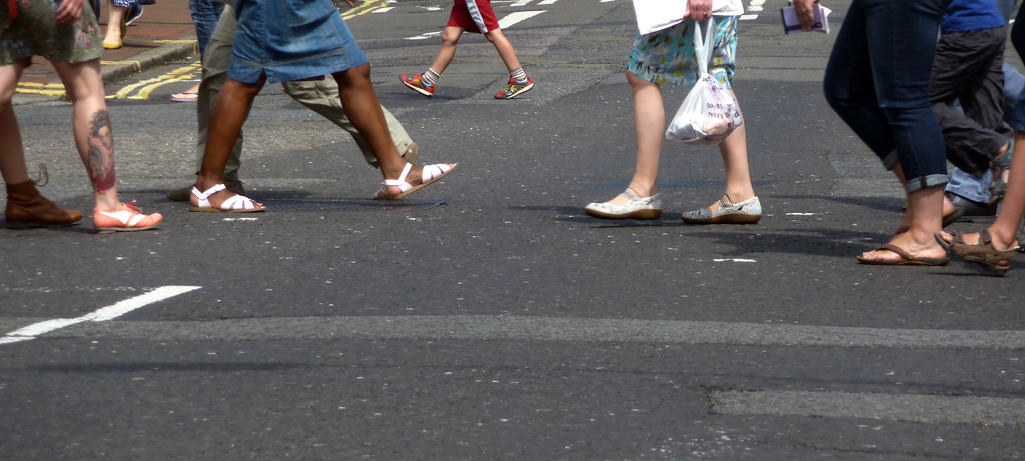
top-left (713, 258), bottom-right (757, 263)
top-left (407, 31), bottom-right (443, 40)
top-left (538, 0), bottom-right (558, 4)
top-left (498, 10), bottom-right (545, 29)
top-left (43, 315), bottom-right (1025, 350)
top-left (373, 7), bottom-right (393, 12)
top-left (0, 286), bottom-right (200, 346)
top-left (786, 212), bottom-right (819, 216)
top-left (711, 390), bottom-right (1025, 426)
top-left (740, 14), bottom-right (758, 20)
top-left (510, 0), bottom-right (532, 6)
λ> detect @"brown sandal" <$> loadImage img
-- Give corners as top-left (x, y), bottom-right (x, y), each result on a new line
top-left (942, 229), bottom-right (1018, 276)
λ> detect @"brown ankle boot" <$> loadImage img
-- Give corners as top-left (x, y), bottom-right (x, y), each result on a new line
top-left (5, 181), bottom-right (84, 228)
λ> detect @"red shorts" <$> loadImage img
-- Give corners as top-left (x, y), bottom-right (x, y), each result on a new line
top-left (448, 0), bottom-right (500, 34)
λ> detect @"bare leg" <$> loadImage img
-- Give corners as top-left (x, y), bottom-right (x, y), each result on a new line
top-left (483, 28), bottom-right (521, 72)
top-left (604, 71), bottom-right (662, 206)
top-left (0, 60), bottom-right (31, 185)
top-left (702, 88), bottom-right (755, 211)
top-left (52, 59), bottom-right (121, 209)
top-left (104, 3), bottom-right (127, 45)
top-left (430, 27), bottom-right (463, 75)
top-left (333, 63), bottom-right (440, 197)
top-left (193, 75), bottom-right (265, 207)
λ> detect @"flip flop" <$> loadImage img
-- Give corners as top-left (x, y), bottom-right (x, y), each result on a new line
top-left (856, 243), bottom-right (949, 266)
top-left (170, 91), bottom-right (199, 102)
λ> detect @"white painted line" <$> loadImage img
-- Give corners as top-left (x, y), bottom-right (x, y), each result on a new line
top-left (373, 6), bottom-right (393, 12)
top-left (222, 217), bottom-right (259, 221)
top-left (46, 315), bottom-right (1025, 350)
top-left (748, 5), bottom-right (762, 11)
top-left (749, 0), bottom-right (764, 4)
top-left (713, 258), bottom-right (757, 263)
top-left (740, 14), bottom-right (758, 20)
top-left (0, 286), bottom-right (201, 346)
top-left (407, 31), bottom-right (443, 40)
top-left (538, 0), bottom-right (558, 4)
top-left (417, 5), bottom-right (442, 11)
top-left (498, 10), bottom-right (545, 29)
top-left (510, 0), bottom-right (532, 6)
top-left (786, 212), bottom-right (819, 216)
top-left (711, 390), bottom-right (1025, 426)
top-left (599, 0), bottom-right (615, 3)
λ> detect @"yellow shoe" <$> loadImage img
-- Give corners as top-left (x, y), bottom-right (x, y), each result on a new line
top-left (103, 40), bottom-right (122, 50)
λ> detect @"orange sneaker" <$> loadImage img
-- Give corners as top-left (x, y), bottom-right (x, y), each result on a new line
top-left (93, 200), bottom-right (162, 233)
top-left (399, 73), bottom-right (436, 97)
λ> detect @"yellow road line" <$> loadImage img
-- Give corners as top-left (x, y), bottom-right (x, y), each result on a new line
top-left (109, 63), bottom-right (200, 99)
top-left (341, 0), bottom-right (386, 19)
top-left (129, 74), bottom-right (196, 100)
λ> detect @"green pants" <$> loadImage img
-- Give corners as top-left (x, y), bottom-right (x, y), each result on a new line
top-left (195, 5), bottom-right (415, 181)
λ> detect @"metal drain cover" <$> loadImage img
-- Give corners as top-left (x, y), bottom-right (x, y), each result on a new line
top-left (262, 199), bottom-right (445, 211)
top-left (591, 180), bottom-right (781, 190)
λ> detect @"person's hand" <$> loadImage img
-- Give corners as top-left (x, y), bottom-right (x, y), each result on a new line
top-left (792, 0), bottom-right (819, 32)
top-left (685, 0), bottom-right (713, 20)
top-left (55, 0), bottom-right (85, 25)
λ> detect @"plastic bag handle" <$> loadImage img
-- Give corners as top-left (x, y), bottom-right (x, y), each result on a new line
top-left (692, 17), bottom-right (717, 76)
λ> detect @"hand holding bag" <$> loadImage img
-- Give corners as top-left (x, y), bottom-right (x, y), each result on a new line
top-left (665, 18), bottom-right (743, 145)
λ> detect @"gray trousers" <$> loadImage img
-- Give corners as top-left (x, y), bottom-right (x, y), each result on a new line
top-left (929, 26), bottom-right (1012, 178)
top-left (196, 5), bottom-right (414, 181)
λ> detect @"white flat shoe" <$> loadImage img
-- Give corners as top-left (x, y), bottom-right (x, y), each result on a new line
top-left (681, 194), bottom-right (760, 224)
top-left (584, 188), bottom-right (662, 219)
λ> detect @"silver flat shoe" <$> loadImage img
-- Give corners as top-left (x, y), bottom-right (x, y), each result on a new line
top-left (585, 188), bottom-right (662, 219)
top-left (682, 194), bottom-right (761, 224)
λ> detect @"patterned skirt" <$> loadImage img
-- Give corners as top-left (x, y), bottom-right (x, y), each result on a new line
top-left (627, 16), bottom-right (738, 88)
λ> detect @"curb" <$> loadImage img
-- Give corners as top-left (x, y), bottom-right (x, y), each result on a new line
top-left (12, 38), bottom-right (198, 106)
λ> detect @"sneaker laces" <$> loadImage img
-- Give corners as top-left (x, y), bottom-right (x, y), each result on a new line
top-left (121, 199), bottom-right (143, 215)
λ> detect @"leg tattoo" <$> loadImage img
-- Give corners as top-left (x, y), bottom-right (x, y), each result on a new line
top-left (86, 110), bottom-right (116, 192)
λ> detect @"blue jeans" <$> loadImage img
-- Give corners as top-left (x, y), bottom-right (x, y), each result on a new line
top-left (189, 0), bottom-right (225, 59)
top-left (823, 0), bottom-right (949, 193)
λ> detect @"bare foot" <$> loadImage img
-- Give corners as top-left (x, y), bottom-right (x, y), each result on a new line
top-left (860, 230), bottom-right (947, 262)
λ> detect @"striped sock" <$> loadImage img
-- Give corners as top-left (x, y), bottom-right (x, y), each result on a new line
top-left (510, 67), bottom-right (527, 82)
top-left (422, 68), bottom-right (441, 86)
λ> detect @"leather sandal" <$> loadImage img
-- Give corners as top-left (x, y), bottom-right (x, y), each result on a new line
top-left (938, 229), bottom-right (1017, 276)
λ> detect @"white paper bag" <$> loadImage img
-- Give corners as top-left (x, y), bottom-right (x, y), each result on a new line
top-left (632, 0), bottom-right (688, 35)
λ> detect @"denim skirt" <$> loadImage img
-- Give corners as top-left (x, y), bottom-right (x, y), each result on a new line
top-left (228, 0), bottom-right (369, 84)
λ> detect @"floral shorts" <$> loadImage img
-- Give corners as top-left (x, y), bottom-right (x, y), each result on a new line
top-left (628, 16), bottom-right (738, 88)
top-left (1, 0), bottom-right (104, 65)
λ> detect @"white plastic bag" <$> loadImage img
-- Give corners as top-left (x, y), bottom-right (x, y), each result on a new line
top-left (665, 18), bottom-right (743, 145)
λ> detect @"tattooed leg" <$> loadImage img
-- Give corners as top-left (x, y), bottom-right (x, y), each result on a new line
top-left (86, 109), bottom-right (117, 193)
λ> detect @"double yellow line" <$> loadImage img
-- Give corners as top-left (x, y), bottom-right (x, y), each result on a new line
top-left (341, 0), bottom-right (389, 20)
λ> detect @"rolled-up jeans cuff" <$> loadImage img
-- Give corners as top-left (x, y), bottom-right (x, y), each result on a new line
top-left (881, 149), bottom-right (900, 170)
top-left (905, 174), bottom-right (949, 193)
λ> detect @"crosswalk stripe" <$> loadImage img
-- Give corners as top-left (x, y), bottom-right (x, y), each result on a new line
top-left (34, 315), bottom-right (1025, 350)
top-left (711, 390), bottom-right (1025, 426)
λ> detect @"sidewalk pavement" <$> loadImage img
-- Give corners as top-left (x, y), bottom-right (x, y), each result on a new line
top-left (12, 0), bottom-right (198, 106)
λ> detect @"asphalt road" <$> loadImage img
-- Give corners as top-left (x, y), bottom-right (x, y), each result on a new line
top-left (2, 0), bottom-right (1024, 459)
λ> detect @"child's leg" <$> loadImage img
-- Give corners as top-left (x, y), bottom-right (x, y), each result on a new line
top-left (431, 26), bottom-right (464, 75)
top-left (0, 61), bottom-right (30, 185)
top-left (483, 28), bottom-right (522, 72)
top-left (51, 59), bottom-right (121, 210)
top-left (603, 70), bottom-right (663, 206)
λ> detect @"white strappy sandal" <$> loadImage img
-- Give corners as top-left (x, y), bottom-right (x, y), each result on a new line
top-left (190, 184), bottom-right (266, 212)
top-left (375, 162), bottom-right (458, 200)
